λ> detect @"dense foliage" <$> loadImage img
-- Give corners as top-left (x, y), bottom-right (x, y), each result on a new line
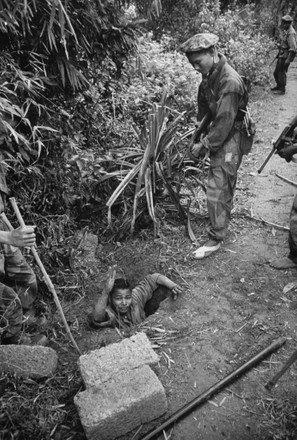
top-left (0, 0), bottom-right (137, 228)
top-left (1, 1), bottom-right (294, 439)
top-left (0, 0), bottom-right (277, 243)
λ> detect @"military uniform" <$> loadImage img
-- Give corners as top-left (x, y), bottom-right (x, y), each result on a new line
top-left (0, 186), bottom-right (37, 344)
top-left (273, 15), bottom-right (297, 93)
top-left (181, 33), bottom-right (249, 242)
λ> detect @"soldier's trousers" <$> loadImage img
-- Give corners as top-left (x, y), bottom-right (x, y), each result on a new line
top-left (207, 129), bottom-right (243, 241)
top-left (0, 283), bottom-right (23, 343)
top-left (273, 57), bottom-right (289, 92)
top-left (288, 192), bottom-right (297, 262)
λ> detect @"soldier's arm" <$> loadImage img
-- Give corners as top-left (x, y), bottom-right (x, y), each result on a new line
top-left (286, 33), bottom-right (296, 63)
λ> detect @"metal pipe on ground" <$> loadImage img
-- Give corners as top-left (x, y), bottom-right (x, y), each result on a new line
top-left (140, 337), bottom-right (287, 440)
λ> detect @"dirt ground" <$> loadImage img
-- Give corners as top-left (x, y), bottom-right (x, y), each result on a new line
top-left (65, 62), bottom-right (297, 440)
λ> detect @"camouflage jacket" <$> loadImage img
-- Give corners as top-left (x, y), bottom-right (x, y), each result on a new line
top-left (197, 53), bottom-right (248, 155)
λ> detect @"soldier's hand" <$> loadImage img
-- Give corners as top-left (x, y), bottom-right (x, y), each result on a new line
top-left (190, 142), bottom-right (208, 160)
top-left (10, 226), bottom-right (36, 248)
top-left (278, 143), bottom-right (297, 162)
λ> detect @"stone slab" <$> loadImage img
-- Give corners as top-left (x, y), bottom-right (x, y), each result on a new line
top-left (0, 345), bottom-right (58, 378)
top-left (78, 332), bottom-right (159, 387)
top-left (74, 364), bottom-right (167, 440)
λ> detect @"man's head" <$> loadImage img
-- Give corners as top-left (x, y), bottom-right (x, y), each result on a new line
top-left (180, 33), bottom-right (219, 76)
top-left (110, 278), bottom-right (132, 315)
top-left (281, 15), bottom-right (293, 30)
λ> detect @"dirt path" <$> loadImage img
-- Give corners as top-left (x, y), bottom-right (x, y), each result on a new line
top-left (75, 62), bottom-right (297, 440)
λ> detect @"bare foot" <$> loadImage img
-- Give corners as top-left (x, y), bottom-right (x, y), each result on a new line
top-left (270, 257), bottom-right (297, 269)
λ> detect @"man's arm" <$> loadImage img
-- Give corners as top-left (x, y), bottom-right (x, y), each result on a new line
top-left (277, 142), bottom-right (297, 161)
top-left (92, 267), bottom-right (116, 323)
top-left (155, 274), bottom-right (183, 300)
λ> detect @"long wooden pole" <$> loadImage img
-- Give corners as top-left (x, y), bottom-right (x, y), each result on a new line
top-left (265, 347), bottom-right (297, 390)
top-left (5, 198), bottom-right (81, 355)
top-left (140, 337), bottom-right (287, 440)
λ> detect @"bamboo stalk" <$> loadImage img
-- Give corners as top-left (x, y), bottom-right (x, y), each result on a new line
top-left (7, 198), bottom-right (81, 355)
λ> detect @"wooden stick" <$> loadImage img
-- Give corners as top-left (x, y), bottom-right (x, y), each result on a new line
top-left (275, 173), bottom-right (297, 187)
top-left (265, 347), bottom-right (297, 391)
top-left (259, 216), bottom-right (289, 231)
top-left (8, 198), bottom-right (81, 355)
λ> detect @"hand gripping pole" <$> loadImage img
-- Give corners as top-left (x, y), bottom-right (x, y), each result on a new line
top-left (7, 198), bottom-right (81, 355)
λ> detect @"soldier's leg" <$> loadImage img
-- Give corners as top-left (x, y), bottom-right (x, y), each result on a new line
top-left (193, 133), bottom-right (242, 259)
top-left (3, 237), bottom-right (37, 311)
top-left (270, 193), bottom-right (297, 269)
top-left (273, 59), bottom-right (281, 88)
top-left (0, 283), bottom-right (23, 344)
top-left (273, 58), bottom-right (286, 93)
top-left (207, 136), bottom-right (242, 242)
top-left (288, 193), bottom-right (297, 262)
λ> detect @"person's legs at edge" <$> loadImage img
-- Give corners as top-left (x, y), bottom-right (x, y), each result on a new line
top-left (271, 193), bottom-right (297, 269)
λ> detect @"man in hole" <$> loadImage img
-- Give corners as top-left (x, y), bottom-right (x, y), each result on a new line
top-left (89, 267), bottom-right (182, 329)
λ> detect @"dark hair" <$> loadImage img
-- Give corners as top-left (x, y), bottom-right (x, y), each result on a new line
top-left (110, 278), bottom-right (131, 296)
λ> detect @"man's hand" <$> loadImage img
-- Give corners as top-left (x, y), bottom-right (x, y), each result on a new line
top-left (9, 226), bottom-right (36, 247)
top-left (170, 283), bottom-right (183, 301)
top-left (284, 60), bottom-right (290, 68)
top-left (103, 266), bottom-right (117, 295)
top-left (278, 143), bottom-right (297, 162)
top-left (189, 142), bottom-right (208, 161)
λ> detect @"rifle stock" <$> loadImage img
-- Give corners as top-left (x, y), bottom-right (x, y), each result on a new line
top-left (258, 114), bottom-right (297, 174)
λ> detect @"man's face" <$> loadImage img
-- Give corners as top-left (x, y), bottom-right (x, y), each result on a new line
top-left (187, 50), bottom-right (214, 76)
top-left (281, 21), bottom-right (290, 30)
top-left (111, 288), bottom-right (132, 315)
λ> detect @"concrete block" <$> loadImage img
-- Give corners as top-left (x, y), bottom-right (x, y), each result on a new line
top-left (74, 365), bottom-right (167, 440)
top-left (0, 345), bottom-right (58, 378)
top-left (78, 332), bottom-right (159, 387)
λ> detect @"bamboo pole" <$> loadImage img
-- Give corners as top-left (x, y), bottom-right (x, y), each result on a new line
top-left (140, 337), bottom-right (287, 440)
top-left (6, 198), bottom-right (81, 355)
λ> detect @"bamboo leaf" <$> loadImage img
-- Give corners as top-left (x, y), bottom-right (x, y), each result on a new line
top-left (145, 167), bottom-right (157, 224)
top-left (106, 161), bottom-right (141, 208)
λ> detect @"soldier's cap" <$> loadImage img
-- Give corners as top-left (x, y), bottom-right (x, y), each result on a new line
top-left (180, 33), bottom-right (219, 54)
top-left (281, 15), bottom-right (293, 22)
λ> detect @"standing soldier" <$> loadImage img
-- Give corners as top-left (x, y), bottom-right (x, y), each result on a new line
top-left (271, 15), bottom-right (296, 95)
top-left (180, 33), bottom-right (253, 259)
